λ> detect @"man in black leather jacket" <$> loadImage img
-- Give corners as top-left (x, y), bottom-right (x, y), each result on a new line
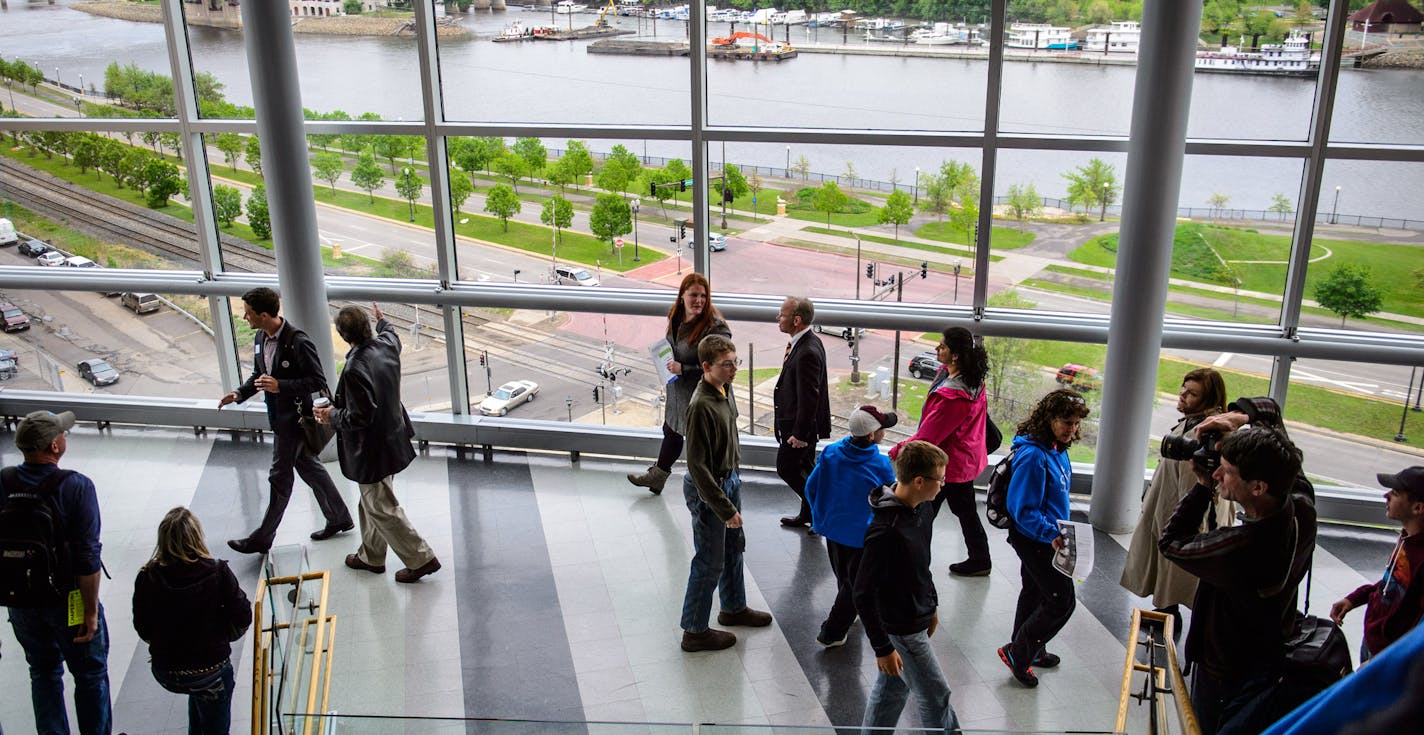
top-left (221, 287), bottom-right (352, 553)
top-left (315, 304), bottom-right (440, 584)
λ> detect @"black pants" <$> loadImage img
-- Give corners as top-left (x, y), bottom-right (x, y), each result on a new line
top-left (822, 540), bottom-right (864, 640)
top-left (655, 423), bottom-right (684, 472)
top-left (1190, 667), bottom-right (1282, 735)
top-left (775, 441), bottom-right (816, 519)
top-left (931, 480), bottom-right (991, 562)
top-left (1006, 526), bottom-right (1076, 665)
top-left (250, 426), bottom-right (352, 546)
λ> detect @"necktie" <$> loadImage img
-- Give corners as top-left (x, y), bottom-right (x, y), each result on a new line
top-left (784, 342), bottom-right (792, 362)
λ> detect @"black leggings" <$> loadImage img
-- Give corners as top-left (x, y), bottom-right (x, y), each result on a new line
top-left (931, 480), bottom-right (991, 562)
top-left (655, 423), bottom-right (684, 472)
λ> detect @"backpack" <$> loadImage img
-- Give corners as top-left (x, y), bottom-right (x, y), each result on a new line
top-left (983, 447), bottom-right (1018, 530)
top-left (0, 467), bottom-right (76, 608)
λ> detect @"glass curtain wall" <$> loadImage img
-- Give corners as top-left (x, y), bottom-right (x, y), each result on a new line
top-left (0, 0), bottom-right (1420, 487)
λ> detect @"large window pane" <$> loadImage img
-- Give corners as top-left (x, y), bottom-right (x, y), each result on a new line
top-left (1283, 358), bottom-right (1423, 486)
top-left (1329, 18), bottom-right (1424, 146)
top-left (1188, 6), bottom-right (1323, 141)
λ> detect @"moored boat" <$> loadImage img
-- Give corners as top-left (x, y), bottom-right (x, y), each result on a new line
top-left (1195, 31), bottom-right (1320, 77)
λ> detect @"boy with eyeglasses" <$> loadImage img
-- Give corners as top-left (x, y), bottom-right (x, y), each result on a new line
top-left (678, 334), bottom-right (772, 652)
top-left (853, 440), bottom-right (962, 733)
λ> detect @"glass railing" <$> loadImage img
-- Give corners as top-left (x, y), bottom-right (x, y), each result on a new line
top-left (256, 545), bottom-right (337, 735)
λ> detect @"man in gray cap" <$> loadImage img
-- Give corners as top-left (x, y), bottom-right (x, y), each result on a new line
top-left (1331, 466), bottom-right (1424, 662)
top-left (1, 410), bottom-right (112, 734)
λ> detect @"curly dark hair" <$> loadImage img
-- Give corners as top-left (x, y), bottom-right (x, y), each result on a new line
top-left (941, 326), bottom-right (988, 389)
top-left (1016, 388), bottom-right (1091, 447)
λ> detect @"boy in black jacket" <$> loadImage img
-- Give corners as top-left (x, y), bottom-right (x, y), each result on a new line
top-left (853, 440), bottom-right (962, 733)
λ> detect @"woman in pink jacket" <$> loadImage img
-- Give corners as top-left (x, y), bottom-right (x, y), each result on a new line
top-left (891, 326), bottom-right (991, 576)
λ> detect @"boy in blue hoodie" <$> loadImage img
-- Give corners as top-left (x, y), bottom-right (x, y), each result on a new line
top-left (804, 405), bottom-right (898, 648)
top-left (853, 440), bottom-right (961, 734)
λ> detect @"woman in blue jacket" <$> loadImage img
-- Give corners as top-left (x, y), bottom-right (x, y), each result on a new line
top-left (997, 388), bottom-right (1090, 688)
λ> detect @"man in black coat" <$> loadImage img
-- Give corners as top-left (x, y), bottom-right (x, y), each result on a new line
top-left (314, 304), bottom-right (440, 583)
top-left (774, 296), bottom-right (832, 529)
top-left (221, 287), bottom-right (353, 554)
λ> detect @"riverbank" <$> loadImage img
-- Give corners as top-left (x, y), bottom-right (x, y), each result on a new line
top-left (73, 1), bottom-right (470, 39)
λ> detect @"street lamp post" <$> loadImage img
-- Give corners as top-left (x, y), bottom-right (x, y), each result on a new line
top-left (631, 198), bottom-right (641, 261)
top-left (78, 72), bottom-right (83, 95)
top-left (1397, 366), bottom-right (1417, 442)
top-left (785, 146), bottom-right (791, 177)
top-left (913, 166), bottom-right (920, 206)
top-left (1330, 186), bottom-right (1341, 225)
top-left (565, 396), bottom-right (573, 422)
top-left (953, 260), bottom-right (962, 303)
top-left (401, 166), bottom-right (415, 221)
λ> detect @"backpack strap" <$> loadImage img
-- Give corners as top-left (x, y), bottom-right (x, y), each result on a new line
top-left (1, 466), bottom-right (76, 510)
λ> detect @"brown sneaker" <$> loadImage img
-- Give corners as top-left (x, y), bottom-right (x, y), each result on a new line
top-left (394, 557), bottom-right (441, 584)
top-left (717, 607), bottom-right (772, 627)
top-left (681, 628), bottom-right (736, 652)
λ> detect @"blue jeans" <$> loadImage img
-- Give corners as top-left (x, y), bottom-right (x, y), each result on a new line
top-left (152, 659), bottom-right (236, 735)
top-left (8, 603), bottom-right (112, 735)
top-left (680, 472), bottom-right (747, 632)
top-left (861, 630), bottom-right (961, 734)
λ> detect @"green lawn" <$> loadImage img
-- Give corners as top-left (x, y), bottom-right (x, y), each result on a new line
top-left (839, 377), bottom-right (929, 420)
top-left (915, 221), bottom-right (1036, 249)
top-left (803, 226), bottom-right (1002, 265)
top-left (1070, 223), bottom-right (1423, 318)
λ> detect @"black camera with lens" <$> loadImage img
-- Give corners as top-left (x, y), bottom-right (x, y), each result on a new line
top-left (1160, 429), bottom-right (1224, 472)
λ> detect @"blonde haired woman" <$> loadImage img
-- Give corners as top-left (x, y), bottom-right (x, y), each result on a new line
top-left (133, 507), bottom-right (251, 734)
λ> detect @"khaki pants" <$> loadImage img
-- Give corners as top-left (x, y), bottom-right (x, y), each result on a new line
top-left (355, 475), bottom-right (434, 570)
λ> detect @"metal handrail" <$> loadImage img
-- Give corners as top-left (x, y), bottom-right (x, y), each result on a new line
top-left (1119, 608), bottom-right (1200, 735)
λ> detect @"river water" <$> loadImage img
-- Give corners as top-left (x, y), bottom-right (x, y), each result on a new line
top-left (4, 1), bottom-right (1423, 219)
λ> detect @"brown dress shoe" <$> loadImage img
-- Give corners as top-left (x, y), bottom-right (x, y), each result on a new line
top-left (395, 557), bottom-right (442, 583)
top-left (717, 607), bottom-right (772, 627)
top-left (345, 554), bottom-right (385, 574)
top-left (681, 628), bottom-right (736, 652)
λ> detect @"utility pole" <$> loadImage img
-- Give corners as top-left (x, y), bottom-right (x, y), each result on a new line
top-left (892, 273), bottom-right (904, 411)
top-left (851, 237), bottom-right (863, 385)
top-left (746, 344), bottom-right (755, 435)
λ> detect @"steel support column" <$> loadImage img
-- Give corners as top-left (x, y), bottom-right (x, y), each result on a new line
top-left (973, 0), bottom-right (1007, 312)
top-left (689, 3), bottom-right (709, 277)
top-left (1090, 0), bottom-right (1204, 533)
top-left (239, 0), bottom-right (336, 387)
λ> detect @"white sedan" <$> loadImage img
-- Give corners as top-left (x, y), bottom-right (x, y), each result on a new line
top-left (478, 380), bottom-right (539, 416)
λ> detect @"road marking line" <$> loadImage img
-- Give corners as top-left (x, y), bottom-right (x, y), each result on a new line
top-left (1212, 352), bottom-right (1233, 367)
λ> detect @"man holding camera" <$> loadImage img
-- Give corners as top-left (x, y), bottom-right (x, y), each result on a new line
top-left (1158, 398), bottom-right (1317, 735)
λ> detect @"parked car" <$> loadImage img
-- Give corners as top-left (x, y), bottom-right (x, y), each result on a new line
top-left (77, 358), bottom-right (120, 387)
top-left (18, 238), bottom-right (51, 257)
top-left (478, 380), bottom-right (539, 416)
top-left (121, 292), bottom-right (161, 314)
top-left (36, 251), bottom-right (66, 267)
top-left (1055, 363), bottom-right (1102, 391)
top-left (0, 218), bottom-right (16, 247)
top-left (0, 301), bottom-right (30, 332)
top-left (909, 351), bottom-right (942, 380)
top-left (65, 255), bottom-right (120, 296)
top-left (812, 324), bottom-right (865, 341)
top-left (708, 233), bottom-right (727, 252)
top-left (0, 349), bottom-right (16, 381)
top-left (553, 265), bottom-right (599, 287)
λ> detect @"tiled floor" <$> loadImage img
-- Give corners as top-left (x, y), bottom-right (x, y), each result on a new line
top-left (0, 426), bottom-right (1397, 734)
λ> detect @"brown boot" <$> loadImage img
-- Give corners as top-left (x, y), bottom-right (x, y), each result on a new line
top-left (626, 465), bottom-right (670, 495)
top-left (681, 628), bottom-right (736, 652)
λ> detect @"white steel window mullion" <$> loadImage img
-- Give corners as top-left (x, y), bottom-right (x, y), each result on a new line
top-left (689, 3), bottom-right (709, 277)
top-left (973, 0), bottom-right (1009, 313)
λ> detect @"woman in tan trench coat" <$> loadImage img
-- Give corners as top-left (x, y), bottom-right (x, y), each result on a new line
top-left (1119, 367), bottom-right (1234, 637)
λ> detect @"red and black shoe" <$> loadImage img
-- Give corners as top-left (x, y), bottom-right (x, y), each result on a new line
top-left (998, 645), bottom-right (1039, 688)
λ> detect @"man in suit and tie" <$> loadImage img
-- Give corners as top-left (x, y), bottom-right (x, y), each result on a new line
top-left (220, 287), bottom-right (354, 554)
top-left (774, 296), bottom-right (832, 530)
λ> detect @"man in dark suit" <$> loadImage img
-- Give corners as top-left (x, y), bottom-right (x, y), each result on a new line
top-left (314, 304), bottom-right (440, 583)
top-left (774, 296), bottom-right (832, 530)
top-left (220, 287), bottom-right (353, 554)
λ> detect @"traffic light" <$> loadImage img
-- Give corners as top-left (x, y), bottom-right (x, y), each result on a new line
top-left (866, 263), bottom-right (874, 279)
top-left (479, 351), bottom-right (486, 367)
top-left (678, 179), bottom-right (687, 192)
top-left (677, 220), bottom-right (687, 240)
top-left (722, 186), bottom-right (734, 203)
top-left (650, 181), bottom-right (658, 196)
top-left (920, 261), bottom-right (928, 279)
top-left (592, 386), bottom-right (601, 403)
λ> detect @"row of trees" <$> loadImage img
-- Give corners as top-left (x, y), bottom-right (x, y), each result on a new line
top-left (15, 129), bottom-right (183, 208)
top-left (0, 58), bottom-right (45, 94)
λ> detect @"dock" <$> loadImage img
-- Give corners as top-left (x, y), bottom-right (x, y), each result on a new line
top-left (588, 39), bottom-right (688, 56)
top-left (538, 25), bottom-right (634, 41)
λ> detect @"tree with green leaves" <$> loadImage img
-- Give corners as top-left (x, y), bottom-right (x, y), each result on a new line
top-left (307, 109), bottom-right (349, 151)
top-left (792, 154), bottom-right (811, 181)
top-left (312, 151), bottom-right (344, 194)
top-left (1313, 263), bottom-right (1383, 327)
top-left (662, 159), bottom-right (692, 204)
top-left (589, 193), bottom-right (632, 246)
top-left (1005, 182), bottom-right (1043, 231)
top-left (350, 149), bottom-right (386, 203)
top-left (715, 164), bottom-right (750, 203)
top-left (812, 181), bottom-right (849, 230)
top-left (448, 170), bottom-right (473, 216)
top-left (947, 174), bottom-right (980, 239)
top-left (561, 140), bottom-right (595, 189)
top-left (492, 152), bottom-right (529, 193)
top-left (982, 288), bottom-right (1037, 402)
top-left (246, 184), bottom-right (270, 238)
top-left (1268, 193), bottom-right (1294, 220)
top-left (541, 195), bottom-right (575, 246)
top-left (596, 144), bottom-right (643, 198)
top-left (244, 134), bottom-right (263, 176)
top-left (144, 159), bottom-right (183, 208)
top-left (842, 161), bottom-right (858, 184)
top-left (1207, 192), bottom-right (1230, 218)
top-left (97, 138), bottom-right (127, 186)
top-left (747, 172), bottom-right (764, 222)
top-left (546, 157), bottom-right (576, 195)
top-left (920, 171), bottom-right (953, 225)
top-left (72, 134), bottom-right (101, 177)
top-left (120, 149), bottom-right (151, 193)
top-left (214, 132), bottom-right (243, 173)
top-left (484, 184), bottom-right (520, 232)
top-left (394, 166), bottom-right (424, 221)
top-left (877, 189), bottom-right (914, 246)
top-left (374, 135), bottom-right (414, 175)
top-left (212, 185), bottom-right (242, 227)
top-left (512, 137), bottom-right (547, 178)
top-left (343, 0), bottom-right (364, 13)
top-left (1062, 158), bottom-right (1119, 221)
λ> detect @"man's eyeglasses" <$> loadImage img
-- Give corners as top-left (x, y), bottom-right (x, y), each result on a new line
top-left (716, 358), bottom-right (743, 369)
